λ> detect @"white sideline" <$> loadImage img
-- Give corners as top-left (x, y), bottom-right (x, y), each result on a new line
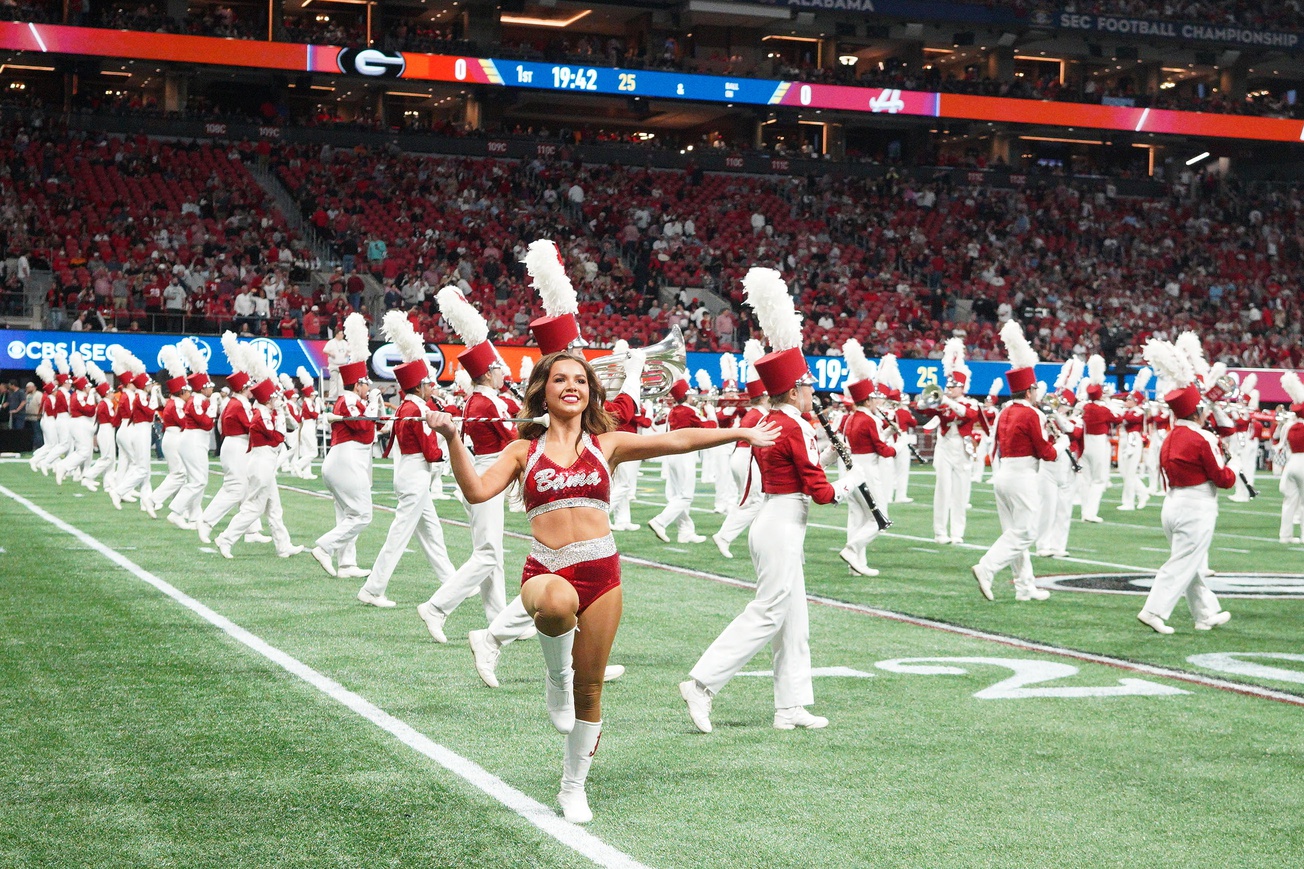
top-left (0, 484), bottom-right (650, 869)
top-left (276, 485), bottom-right (1304, 708)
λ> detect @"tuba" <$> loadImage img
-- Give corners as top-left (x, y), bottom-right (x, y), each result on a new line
top-left (917, 382), bottom-right (943, 410)
top-left (589, 325), bottom-right (688, 400)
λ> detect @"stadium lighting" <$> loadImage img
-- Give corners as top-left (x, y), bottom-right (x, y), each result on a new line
top-left (1185, 151), bottom-right (1211, 166)
top-left (500, 10), bottom-right (591, 27)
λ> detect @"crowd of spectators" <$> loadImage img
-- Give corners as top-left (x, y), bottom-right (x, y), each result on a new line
top-left (6, 123), bottom-right (1303, 373)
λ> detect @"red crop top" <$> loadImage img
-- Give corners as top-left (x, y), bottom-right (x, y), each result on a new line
top-left (522, 432), bottom-right (611, 521)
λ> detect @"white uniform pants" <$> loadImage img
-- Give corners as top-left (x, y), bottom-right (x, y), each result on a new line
top-left (933, 435), bottom-right (971, 540)
top-left (1140, 485), bottom-right (1223, 623)
top-left (892, 441), bottom-right (912, 502)
top-left (315, 440), bottom-right (373, 567)
top-left (1035, 454), bottom-right (1075, 555)
top-left (172, 428), bottom-right (211, 520)
top-left (37, 416), bottom-right (70, 470)
top-left (294, 420), bottom-right (319, 477)
top-left (1080, 433), bottom-right (1112, 520)
top-left (31, 416), bottom-right (57, 467)
top-left (56, 416), bottom-right (95, 478)
top-left (85, 422), bottom-right (118, 487)
top-left (609, 459), bottom-right (640, 527)
top-left (419, 451), bottom-right (504, 620)
top-left (216, 445), bottom-right (293, 554)
top-left (716, 447), bottom-right (762, 545)
top-left (361, 452), bottom-right (458, 598)
top-left (1280, 454), bottom-right (1304, 541)
top-left (710, 444), bottom-right (737, 511)
top-left (114, 421), bottom-right (154, 499)
top-left (1118, 432), bottom-right (1145, 509)
top-left (844, 454), bottom-right (886, 563)
top-left (202, 435), bottom-right (255, 531)
top-left (113, 423), bottom-right (131, 484)
top-left (150, 427), bottom-right (187, 509)
top-left (977, 458), bottom-right (1041, 595)
top-left (972, 435), bottom-right (991, 483)
top-left (1146, 431), bottom-right (1166, 495)
top-left (690, 494), bottom-right (814, 709)
top-left (1232, 434), bottom-right (1257, 500)
top-left (652, 452), bottom-right (698, 539)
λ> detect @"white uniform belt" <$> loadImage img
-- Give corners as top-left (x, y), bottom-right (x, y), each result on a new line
top-left (998, 456), bottom-right (1040, 471)
top-left (763, 492), bottom-right (810, 503)
top-left (1168, 482), bottom-right (1216, 499)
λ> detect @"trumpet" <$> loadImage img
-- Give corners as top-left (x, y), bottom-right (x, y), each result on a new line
top-left (1039, 392), bottom-right (1064, 415)
top-left (917, 383), bottom-right (944, 410)
top-left (589, 326), bottom-right (687, 400)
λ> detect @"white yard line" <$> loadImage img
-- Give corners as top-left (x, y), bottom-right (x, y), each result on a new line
top-left (0, 484), bottom-right (650, 869)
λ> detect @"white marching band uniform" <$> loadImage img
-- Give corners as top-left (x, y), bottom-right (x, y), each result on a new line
top-left (1036, 409), bottom-right (1081, 558)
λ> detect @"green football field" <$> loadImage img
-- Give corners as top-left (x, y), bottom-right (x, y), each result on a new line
top-left (1, 456), bottom-right (1301, 868)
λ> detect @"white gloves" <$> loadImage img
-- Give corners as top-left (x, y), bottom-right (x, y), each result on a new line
top-left (621, 349), bottom-right (646, 402)
top-left (831, 465), bottom-right (865, 503)
top-left (941, 396), bottom-right (965, 415)
top-left (1225, 457), bottom-right (1242, 477)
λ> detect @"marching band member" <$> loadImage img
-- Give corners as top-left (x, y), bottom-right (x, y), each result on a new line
top-left (1135, 339), bottom-right (1235, 634)
top-left (197, 334), bottom-right (268, 544)
top-left (711, 360), bottom-right (742, 514)
top-left (142, 344), bottom-right (191, 520)
top-left (411, 289), bottom-right (508, 629)
top-left (713, 340), bottom-right (768, 559)
top-left (28, 361), bottom-right (58, 474)
top-left (971, 322), bottom-right (1056, 602)
top-left (311, 313), bottom-right (378, 579)
top-left (171, 338), bottom-right (217, 530)
top-left (1078, 354), bottom-right (1119, 523)
top-left (603, 341), bottom-right (648, 532)
top-left (108, 348), bottom-right (135, 492)
top-left (879, 358), bottom-right (916, 504)
top-left (356, 310), bottom-right (458, 609)
top-left (973, 380), bottom-right (1001, 484)
top-left (506, 357), bottom-right (537, 514)
top-left (54, 352), bottom-right (97, 486)
top-left (1035, 359), bottom-right (1084, 559)
top-left (294, 368), bottom-right (321, 480)
top-left (682, 268), bottom-right (859, 735)
top-left (214, 364), bottom-right (305, 561)
top-left (1229, 375), bottom-right (1258, 502)
top-left (1277, 372), bottom-right (1304, 545)
top-left (1145, 392), bottom-right (1170, 499)
top-left (919, 338), bottom-right (978, 544)
top-left (276, 374), bottom-right (301, 476)
top-left (648, 375), bottom-right (715, 545)
top-left (82, 361), bottom-right (116, 493)
top-left (837, 339), bottom-right (893, 577)
top-left (430, 291), bottom-right (776, 824)
top-left (431, 371), bottom-right (470, 502)
top-left (36, 350), bottom-right (72, 475)
top-left (1116, 369), bottom-right (1152, 511)
top-left (110, 356), bottom-right (158, 511)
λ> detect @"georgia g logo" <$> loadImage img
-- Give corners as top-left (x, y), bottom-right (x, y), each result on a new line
top-left (337, 48), bottom-right (406, 79)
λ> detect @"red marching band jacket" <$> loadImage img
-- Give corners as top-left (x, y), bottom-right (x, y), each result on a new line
top-left (248, 405), bottom-right (286, 450)
top-left (668, 402), bottom-right (717, 431)
top-left (1284, 420), bottom-right (1304, 454)
top-left (330, 393), bottom-right (377, 446)
top-left (894, 406), bottom-right (917, 434)
top-left (755, 406), bottom-right (837, 504)
top-left (185, 394), bottom-right (216, 432)
top-left (1082, 401), bottom-right (1121, 436)
top-left (920, 399), bottom-right (979, 437)
top-left (160, 396), bottom-right (187, 430)
top-left (95, 393), bottom-right (117, 426)
top-left (463, 389), bottom-right (515, 455)
top-left (389, 395), bottom-right (443, 463)
top-left (220, 396), bottom-right (253, 438)
top-left (993, 402), bottom-right (1058, 461)
top-left (130, 390), bottom-right (156, 425)
top-left (69, 391), bottom-right (97, 419)
top-left (842, 409), bottom-right (896, 458)
top-left (735, 405), bottom-right (765, 448)
top-left (1160, 421), bottom-right (1236, 489)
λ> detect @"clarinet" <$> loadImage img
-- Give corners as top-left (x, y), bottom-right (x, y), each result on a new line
top-left (1208, 402), bottom-right (1258, 499)
top-left (812, 395), bottom-right (892, 531)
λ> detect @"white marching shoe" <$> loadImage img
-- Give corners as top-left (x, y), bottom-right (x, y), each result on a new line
top-left (679, 679), bottom-right (713, 733)
top-left (678, 533), bottom-right (707, 544)
top-left (558, 719), bottom-right (602, 824)
top-left (356, 589), bottom-right (396, 608)
top-left (603, 665), bottom-right (625, 682)
top-left (539, 629), bottom-right (576, 734)
top-left (1194, 611), bottom-right (1231, 631)
top-left (337, 566), bottom-right (371, 579)
top-left (468, 629), bottom-right (502, 688)
top-left (1015, 586), bottom-right (1051, 602)
top-left (166, 512), bottom-right (193, 531)
top-left (196, 521), bottom-right (212, 544)
top-left (416, 601), bottom-right (448, 644)
top-left (971, 564), bottom-right (994, 601)
top-left (774, 706), bottom-right (829, 730)
top-left (712, 533), bottom-right (733, 559)
top-left (216, 541), bottom-right (234, 559)
top-left (839, 547), bottom-right (879, 577)
top-left (647, 518), bottom-right (670, 543)
top-left (277, 545), bottom-right (305, 558)
top-left (309, 546), bottom-right (336, 577)
top-left (1137, 609), bottom-right (1174, 634)
top-left (244, 532), bottom-right (273, 544)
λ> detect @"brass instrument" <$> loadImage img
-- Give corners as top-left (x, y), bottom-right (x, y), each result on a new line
top-left (917, 383), bottom-right (943, 410)
top-left (589, 326), bottom-right (687, 400)
top-left (1204, 373), bottom-right (1240, 404)
top-left (1039, 391), bottom-right (1063, 415)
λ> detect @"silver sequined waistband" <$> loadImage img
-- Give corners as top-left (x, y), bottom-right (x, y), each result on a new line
top-left (528, 534), bottom-right (617, 572)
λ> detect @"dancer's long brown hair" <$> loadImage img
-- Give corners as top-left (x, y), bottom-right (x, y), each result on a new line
top-left (518, 352), bottom-right (615, 443)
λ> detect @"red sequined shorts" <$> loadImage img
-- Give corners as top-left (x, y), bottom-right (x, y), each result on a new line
top-left (521, 533), bottom-right (621, 614)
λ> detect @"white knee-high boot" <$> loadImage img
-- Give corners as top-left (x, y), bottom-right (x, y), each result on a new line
top-left (559, 718), bottom-right (602, 824)
top-left (538, 628), bottom-right (576, 734)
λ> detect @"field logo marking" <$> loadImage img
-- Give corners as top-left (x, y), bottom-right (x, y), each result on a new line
top-left (1187, 653), bottom-right (1304, 685)
top-left (875, 657), bottom-right (1188, 700)
top-left (739, 666), bottom-right (875, 679)
top-left (1042, 572), bottom-right (1304, 599)
top-left (0, 485), bottom-right (650, 869)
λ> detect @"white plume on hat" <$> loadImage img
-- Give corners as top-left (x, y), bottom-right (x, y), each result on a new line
top-left (1281, 371), bottom-right (1304, 405)
top-left (436, 286), bottom-right (489, 347)
top-left (842, 338), bottom-right (873, 383)
top-left (35, 360), bottom-right (54, 385)
top-left (278, 373), bottom-right (295, 391)
top-left (245, 347), bottom-right (273, 383)
top-left (720, 353), bottom-right (738, 385)
top-left (1063, 357), bottom-right (1084, 391)
top-left (344, 312), bottom-right (369, 364)
top-left (942, 337), bottom-right (968, 380)
top-left (878, 354), bottom-right (903, 391)
top-left (221, 331), bottom-right (248, 375)
top-left (70, 351), bottom-right (87, 381)
top-left (159, 345), bottom-right (187, 379)
top-left (742, 339), bottom-right (764, 383)
top-left (382, 309), bottom-right (426, 363)
top-left (1208, 361), bottom-right (1227, 391)
top-left (1242, 373), bottom-right (1258, 395)
top-left (297, 366), bottom-right (314, 390)
top-left (999, 320), bottom-right (1039, 369)
top-left (988, 378), bottom-right (1003, 398)
top-left (1132, 367), bottom-right (1152, 395)
top-left (109, 346), bottom-right (130, 377)
top-left (1086, 354), bottom-right (1106, 386)
top-left (127, 355), bottom-right (146, 379)
top-left (86, 360), bottom-right (106, 386)
top-left (525, 240), bottom-right (578, 316)
top-left (695, 369), bottom-right (713, 391)
top-left (519, 355), bottom-right (534, 382)
top-left (1143, 339), bottom-right (1195, 389)
top-left (180, 337), bottom-right (208, 375)
top-left (1053, 357), bottom-right (1077, 391)
top-left (1248, 390), bottom-right (1260, 411)
top-left (453, 367), bottom-right (473, 394)
top-left (1175, 331), bottom-right (1209, 383)
top-left (53, 349), bottom-right (69, 376)
top-left (742, 268), bottom-right (802, 352)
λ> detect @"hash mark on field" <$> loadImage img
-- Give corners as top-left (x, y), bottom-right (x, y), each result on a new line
top-left (1218, 548), bottom-right (1252, 554)
top-left (199, 547), bottom-right (216, 554)
top-left (1140, 547), bottom-right (1170, 553)
top-left (664, 547), bottom-right (688, 553)
top-left (910, 547), bottom-right (940, 554)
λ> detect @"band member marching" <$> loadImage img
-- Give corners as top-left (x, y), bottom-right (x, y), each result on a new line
top-left (170, 338), bottom-right (217, 529)
top-left (837, 338), bottom-right (894, 577)
top-left (143, 344), bottom-right (191, 521)
top-left (1135, 338), bottom-right (1236, 634)
top-left (681, 267), bottom-right (862, 736)
top-left (973, 379), bottom-right (1001, 485)
top-left (53, 352), bottom-right (97, 485)
top-left (971, 321), bottom-right (1056, 602)
top-left (713, 340), bottom-right (768, 559)
top-left (919, 338), bottom-right (978, 544)
top-left (1079, 354), bottom-right (1120, 523)
top-left (428, 289), bottom-right (777, 824)
top-left (82, 361), bottom-right (117, 493)
top-left (109, 355), bottom-right (157, 511)
top-left (1035, 358), bottom-right (1084, 558)
top-left (648, 374), bottom-right (716, 545)
top-left (1277, 371), bottom-right (1304, 545)
top-left (276, 374), bottom-right (301, 476)
top-left (605, 344), bottom-right (650, 532)
top-left (876, 355), bottom-right (917, 504)
top-left (294, 367), bottom-right (321, 480)
top-left (197, 334), bottom-right (269, 544)
top-left (28, 361), bottom-right (58, 474)
top-left (37, 350), bottom-right (73, 475)
top-left (1117, 368), bottom-right (1151, 512)
top-left (711, 355), bottom-right (742, 514)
